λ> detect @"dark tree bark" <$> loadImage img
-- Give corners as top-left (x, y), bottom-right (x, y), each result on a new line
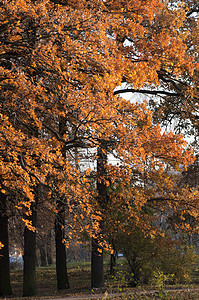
top-left (55, 206), bottom-right (70, 290)
top-left (0, 192), bottom-right (12, 297)
top-left (23, 201), bottom-right (37, 296)
top-left (54, 117), bottom-right (70, 290)
top-left (91, 145), bottom-right (108, 288)
top-left (91, 238), bottom-right (104, 288)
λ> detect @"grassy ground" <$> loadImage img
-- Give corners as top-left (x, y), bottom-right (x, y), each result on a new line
top-left (7, 260), bottom-right (199, 299)
top-left (10, 262), bottom-right (92, 299)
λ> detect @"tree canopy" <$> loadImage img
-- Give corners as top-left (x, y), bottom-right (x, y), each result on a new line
top-left (0, 0), bottom-right (198, 242)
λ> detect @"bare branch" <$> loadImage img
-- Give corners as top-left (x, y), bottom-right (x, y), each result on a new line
top-left (114, 88), bottom-right (180, 97)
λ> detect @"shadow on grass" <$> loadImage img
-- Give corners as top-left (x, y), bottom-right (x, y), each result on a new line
top-left (8, 261), bottom-right (199, 300)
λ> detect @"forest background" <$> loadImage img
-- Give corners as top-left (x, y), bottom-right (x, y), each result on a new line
top-left (0, 0), bottom-right (198, 298)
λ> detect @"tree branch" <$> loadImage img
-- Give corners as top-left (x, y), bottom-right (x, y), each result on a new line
top-left (114, 88), bottom-right (180, 97)
top-left (186, 7), bottom-right (199, 17)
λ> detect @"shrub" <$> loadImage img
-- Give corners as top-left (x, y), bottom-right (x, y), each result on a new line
top-left (113, 230), bottom-right (198, 286)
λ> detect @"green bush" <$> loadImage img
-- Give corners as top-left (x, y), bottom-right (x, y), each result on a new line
top-left (113, 230), bottom-right (198, 286)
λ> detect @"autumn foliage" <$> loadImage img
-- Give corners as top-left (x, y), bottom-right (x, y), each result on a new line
top-left (0, 0), bottom-right (198, 286)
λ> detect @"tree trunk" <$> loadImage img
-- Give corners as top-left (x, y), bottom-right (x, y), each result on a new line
top-left (36, 251), bottom-right (40, 267)
top-left (80, 243), bottom-right (85, 261)
top-left (110, 252), bottom-right (117, 275)
top-left (54, 117), bottom-right (70, 290)
top-left (0, 192), bottom-right (12, 297)
top-left (91, 145), bottom-right (108, 288)
top-left (128, 256), bottom-right (141, 287)
top-left (39, 244), bottom-right (48, 267)
top-left (91, 238), bottom-right (104, 288)
top-left (55, 207), bottom-right (70, 290)
top-left (23, 201), bottom-right (37, 296)
top-left (46, 230), bottom-right (53, 265)
top-left (47, 247), bottom-right (53, 266)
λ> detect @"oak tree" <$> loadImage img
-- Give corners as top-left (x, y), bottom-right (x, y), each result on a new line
top-left (0, 0), bottom-right (198, 293)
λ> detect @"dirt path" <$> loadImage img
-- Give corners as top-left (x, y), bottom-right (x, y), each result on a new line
top-left (44, 287), bottom-right (199, 299)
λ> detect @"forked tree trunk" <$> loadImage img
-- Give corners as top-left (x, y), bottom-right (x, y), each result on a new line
top-left (91, 145), bottom-right (108, 288)
top-left (55, 207), bottom-right (70, 290)
top-left (0, 192), bottom-right (12, 297)
top-left (23, 201), bottom-right (37, 296)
